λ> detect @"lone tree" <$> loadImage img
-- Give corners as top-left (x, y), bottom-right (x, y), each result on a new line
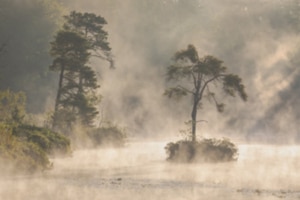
top-left (164, 45), bottom-right (247, 142)
top-left (50, 11), bottom-right (112, 132)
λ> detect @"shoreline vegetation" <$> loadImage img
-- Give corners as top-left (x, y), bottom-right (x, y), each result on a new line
top-left (0, 90), bottom-right (126, 174)
top-left (0, 123), bottom-right (71, 174)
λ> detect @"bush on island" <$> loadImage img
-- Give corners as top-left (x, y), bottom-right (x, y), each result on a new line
top-left (165, 138), bottom-right (238, 163)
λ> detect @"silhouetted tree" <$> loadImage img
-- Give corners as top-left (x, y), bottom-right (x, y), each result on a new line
top-left (50, 11), bottom-right (112, 133)
top-left (165, 44), bottom-right (247, 141)
top-left (50, 31), bottom-right (98, 131)
top-left (63, 11), bottom-right (114, 67)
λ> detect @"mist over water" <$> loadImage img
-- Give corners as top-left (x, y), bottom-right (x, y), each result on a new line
top-left (57, 0), bottom-right (300, 142)
top-left (1, 142), bottom-right (300, 199)
top-left (2, 1), bottom-right (300, 199)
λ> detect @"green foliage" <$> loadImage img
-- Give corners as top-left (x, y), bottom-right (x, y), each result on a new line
top-left (50, 31), bottom-right (90, 68)
top-left (223, 74), bottom-right (247, 101)
top-left (0, 123), bottom-right (71, 174)
top-left (88, 123), bottom-right (127, 147)
top-left (64, 11), bottom-right (111, 52)
top-left (63, 11), bottom-right (113, 66)
top-left (0, 90), bottom-right (26, 124)
top-left (0, 123), bottom-right (51, 173)
top-left (0, 90), bottom-right (71, 173)
top-left (174, 44), bottom-right (199, 63)
top-left (13, 125), bottom-right (71, 156)
top-left (165, 138), bottom-right (238, 163)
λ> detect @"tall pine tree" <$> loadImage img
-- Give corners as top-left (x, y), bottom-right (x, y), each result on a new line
top-left (50, 11), bottom-right (112, 133)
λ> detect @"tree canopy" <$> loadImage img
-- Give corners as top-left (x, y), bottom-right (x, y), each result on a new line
top-left (63, 11), bottom-right (113, 67)
top-left (165, 44), bottom-right (247, 141)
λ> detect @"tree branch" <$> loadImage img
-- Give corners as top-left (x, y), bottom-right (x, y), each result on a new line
top-left (206, 85), bottom-right (225, 112)
top-left (176, 85), bottom-right (194, 95)
top-left (91, 51), bottom-right (114, 68)
top-left (196, 120), bottom-right (208, 124)
top-left (199, 74), bottom-right (225, 100)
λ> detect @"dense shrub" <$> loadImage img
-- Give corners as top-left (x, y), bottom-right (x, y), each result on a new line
top-left (165, 138), bottom-right (238, 163)
top-left (0, 123), bottom-right (71, 174)
top-left (12, 124), bottom-right (71, 156)
top-left (0, 90), bottom-right (71, 173)
top-left (0, 90), bottom-right (26, 123)
top-left (0, 124), bottom-right (50, 173)
top-left (88, 124), bottom-right (126, 148)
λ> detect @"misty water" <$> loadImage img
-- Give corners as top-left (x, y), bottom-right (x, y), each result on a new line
top-left (1, 141), bottom-right (300, 200)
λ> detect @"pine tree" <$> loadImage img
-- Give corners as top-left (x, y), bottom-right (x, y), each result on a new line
top-left (165, 45), bottom-right (247, 141)
top-left (63, 11), bottom-right (113, 67)
top-left (50, 30), bottom-right (90, 131)
top-left (50, 11), bottom-right (112, 133)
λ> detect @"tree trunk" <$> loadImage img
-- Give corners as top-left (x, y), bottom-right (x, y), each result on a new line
top-left (52, 65), bottom-right (65, 129)
top-left (191, 95), bottom-right (198, 142)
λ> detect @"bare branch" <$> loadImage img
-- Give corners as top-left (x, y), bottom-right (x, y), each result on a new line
top-left (177, 85), bottom-right (194, 95)
top-left (198, 74), bottom-right (225, 100)
top-left (206, 85), bottom-right (225, 112)
top-left (184, 119), bottom-right (208, 124)
top-left (164, 86), bottom-right (191, 99)
top-left (91, 51), bottom-right (115, 68)
top-left (196, 120), bottom-right (208, 123)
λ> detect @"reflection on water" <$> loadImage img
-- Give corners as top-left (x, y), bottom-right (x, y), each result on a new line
top-left (1, 142), bottom-right (300, 200)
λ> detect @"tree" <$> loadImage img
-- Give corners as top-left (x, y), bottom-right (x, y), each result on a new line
top-left (63, 11), bottom-right (114, 67)
top-left (50, 30), bottom-right (96, 130)
top-left (165, 44), bottom-right (247, 142)
top-left (50, 11), bottom-right (112, 133)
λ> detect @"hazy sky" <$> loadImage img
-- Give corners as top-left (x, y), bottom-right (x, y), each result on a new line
top-left (60, 0), bottom-right (300, 142)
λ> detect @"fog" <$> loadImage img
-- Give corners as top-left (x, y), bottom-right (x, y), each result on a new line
top-left (2, 0), bottom-right (299, 142)
top-left (1, 142), bottom-right (300, 199)
top-left (55, 0), bottom-right (300, 142)
top-left (2, 0), bottom-right (300, 199)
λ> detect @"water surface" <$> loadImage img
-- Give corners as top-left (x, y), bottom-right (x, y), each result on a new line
top-left (1, 142), bottom-right (300, 200)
